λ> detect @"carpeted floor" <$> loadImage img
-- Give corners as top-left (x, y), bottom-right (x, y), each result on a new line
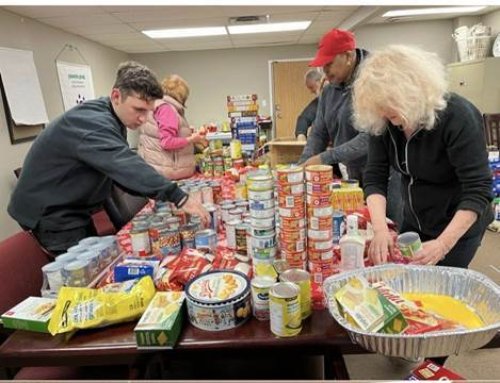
top-left (344, 230), bottom-right (500, 381)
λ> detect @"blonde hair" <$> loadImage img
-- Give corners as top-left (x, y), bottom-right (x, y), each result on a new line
top-left (161, 74), bottom-right (190, 105)
top-left (353, 45), bottom-right (448, 135)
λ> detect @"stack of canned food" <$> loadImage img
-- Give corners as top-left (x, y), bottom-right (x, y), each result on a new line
top-left (41, 235), bottom-right (120, 292)
top-left (276, 165), bottom-right (306, 270)
top-left (245, 170), bottom-right (277, 277)
top-left (304, 165), bottom-right (338, 294)
top-left (222, 198), bottom-right (249, 257)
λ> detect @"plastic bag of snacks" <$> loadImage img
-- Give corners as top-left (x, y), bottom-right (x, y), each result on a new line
top-left (48, 276), bottom-right (156, 335)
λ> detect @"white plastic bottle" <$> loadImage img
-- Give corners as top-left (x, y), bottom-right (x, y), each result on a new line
top-left (339, 214), bottom-right (366, 271)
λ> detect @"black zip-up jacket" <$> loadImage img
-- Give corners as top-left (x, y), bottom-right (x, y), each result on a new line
top-left (364, 93), bottom-right (493, 239)
top-left (8, 97), bottom-right (186, 231)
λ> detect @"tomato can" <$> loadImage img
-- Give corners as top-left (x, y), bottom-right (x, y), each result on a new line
top-left (276, 182), bottom-right (304, 196)
top-left (276, 166), bottom-right (304, 184)
top-left (278, 194), bottom-right (305, 209)
top-left (305, 164), bottom-right (333, 183)
top-left (306, 182), bottom-right (332, 195)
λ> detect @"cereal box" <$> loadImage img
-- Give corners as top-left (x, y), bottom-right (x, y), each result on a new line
top-left (134, 291), bottom-right (185, 349)
top-left (1, 297), bottom-right (56, 333)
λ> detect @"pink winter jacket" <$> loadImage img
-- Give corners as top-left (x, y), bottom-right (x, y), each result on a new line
top-left (138, 95), bottom-right (195, 180)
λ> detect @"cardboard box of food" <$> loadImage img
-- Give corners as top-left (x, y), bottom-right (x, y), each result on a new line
top-left (134, 291), bottom-right (185, 349)
top-left (407, 359), bottom-right (465, 380)
top-left (1, 296), bottom-right (56, 333)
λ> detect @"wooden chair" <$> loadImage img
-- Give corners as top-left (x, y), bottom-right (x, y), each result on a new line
top-left (483, 113), bottom-right (500, 149)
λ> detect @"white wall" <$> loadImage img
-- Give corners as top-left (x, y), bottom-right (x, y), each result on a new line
top-left (354, 19), bottom-right (455, 63)
top-left (483, 9), bottom-right (500, 36)
top-left (0, 8), bottom-right (128, 240)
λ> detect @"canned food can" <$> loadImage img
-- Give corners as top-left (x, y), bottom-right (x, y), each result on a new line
top-left (149, 219), bottom-right (168, 256)
top-left (195, 229), bottom-right (217, 253)
top-left (204, 203), bottom-right (218, 232)
top-left (249, 207), bottom-right (275, 219)
top-left (228, 208), bottom-right (243, 221)
top-left (308, 238), bottom-right (333, 251)
top-left (305, 164), bottom-right (333, 183)
top-left (332, 211), bottom-right (345, 245)
top-left (279, 228), bottom-right (306, 242)
top-left (278, 194), bottom-right (305, 209)
top-left (221, 203), bottom-right (236, 223)
top-left (130, 225), bottom-right (151, 256)
top-left (279, 239), bottom-right (305, 253)
top-left (248, 226), bottom-right (276, 237)
top-left (234, 182), bottom-right (247, 200)
top-left (235, 224), bottom-right (248, 254)
top-left (251, 276), bottom-right (276, 321)
top-left (201, 186), bottom-right (214, 205)
top-left (306, 193), bottom-right (332, 207)
top-left (269, 282), bottom-right (302, 337)
top-left (308, 229), bottom-right (332, 241)
top-left (180, 223), bottom-right (197, 249)
top-left (235, 200), bottom-right (249, 211)
top-left (278, 206), bottom-right (305, 219)
top-left (276, 182), bottom-right (304, 196)
top-left (249, 198), bottom-right (275, 211)
top-left (272, 259), bottom-right (290, 275)
top-left (307, 205), bottom-right (333, 218)
top-left (250, 216), bottom-right (275, 229)
top-left (230, 139), bottom-right (242, 159)
top-left (253, 258), bottom-right (278, 279)
top-left (279, 269), bottom-right (311, 319)
top-left (248, 189), bottom-right (273, 201)
top-left (250, 234), bottom-right (276, 249)
top-left (62, 260), bottom-right (91, 287)
top-left (276, 166), bottom-right (304, 184)
top-left (281, 250), bottom-right (307, 264)
top-left (308, 248), bottom-right (334, 262)
top-left (308, 216), bottom-right (333, 231)
top-left (306, 182), bottom-right (332, 195)
top-left (280, 217), bottom-right (306, 231)
top-left (397, 231), bottom-right (423, 258)
top-left (252, 247), bottom-right (277, 260)
top-left (341, 179), bottom-right (360, 189)
top-left (247, 175), bottom-right (273, 191)
top-left (160, 228), bottom-right (181, 256)
top-left (225, 219), bottom-right (241, 250)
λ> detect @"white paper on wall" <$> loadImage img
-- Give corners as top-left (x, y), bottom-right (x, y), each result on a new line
top-left (0, 47), bottom-right (49, 125)
top-left (56, 61), bottom-right (95, 112)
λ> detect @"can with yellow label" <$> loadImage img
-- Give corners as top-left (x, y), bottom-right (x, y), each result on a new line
top-left (279, 269), bottom-right (312, 319)
top-left (269, 282), bottom-right (302, 337)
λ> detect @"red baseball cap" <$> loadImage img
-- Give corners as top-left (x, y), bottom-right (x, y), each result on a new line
top-left (309, 29), bottom-right (356, 67)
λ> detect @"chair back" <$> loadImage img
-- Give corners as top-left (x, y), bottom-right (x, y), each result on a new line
top-left (483, 113), bottom-right (500, 149)
top-left (0, 231), bottom-right (51, 315)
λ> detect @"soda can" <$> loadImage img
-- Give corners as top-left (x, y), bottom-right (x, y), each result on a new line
top-left (269, 282), bottom-right (302, 337)
top-left (279, 268), bottom-right (312, 319)
top-left (397, 231), bottom-right (423, 258)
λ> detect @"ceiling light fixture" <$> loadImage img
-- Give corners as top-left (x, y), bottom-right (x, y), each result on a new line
top-left (142, 26), bottom-right (227, 39)
top-left (227, 21), bottom-right (311, 35)
top-left (382, 6), bottom-right (486, 18)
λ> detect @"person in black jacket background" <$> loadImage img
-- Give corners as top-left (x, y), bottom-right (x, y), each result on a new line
top-left (353, 45), bottom-right (493, 268)
top-left (295, 69), bottom-right (322, 141)
top-left (9, 61), bottom-right (209, 255)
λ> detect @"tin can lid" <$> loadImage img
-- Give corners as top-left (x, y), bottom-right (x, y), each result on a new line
top-left (269, 281), bottom-right (300, 298)
top-left (78, 237), bottom-right (100, 246)
top-left (42, 261), bottom-right (65, 272)
top-left (66, 244), bottom-right (88, 255)
top-left (64, 259), bottom-right (90, 271)
top-left (251, 275), bottom-right (276, 288)
top-left (279, 268), bottom-right (310, 283)
top-left (185, 270), bottom-right (250, 305)
top-left (195, 229), bottom-right (216, 237)
top-left (55, 252), bottom-right (78, 263)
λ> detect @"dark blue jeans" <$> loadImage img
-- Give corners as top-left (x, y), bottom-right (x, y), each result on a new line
top-left (30, 222), bottom-right (97, 256)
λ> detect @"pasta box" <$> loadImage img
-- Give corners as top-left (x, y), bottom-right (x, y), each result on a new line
top-left (134, 291), bottom-right (185, 349)
top-left (1, 296), bottom-right (56, 333)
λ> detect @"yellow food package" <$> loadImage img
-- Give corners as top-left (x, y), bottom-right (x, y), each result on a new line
top-left (48, 276), bottom-right (156, 335)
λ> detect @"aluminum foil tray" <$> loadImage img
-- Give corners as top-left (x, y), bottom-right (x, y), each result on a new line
top-left (323, 265), bottom-right (500, 358)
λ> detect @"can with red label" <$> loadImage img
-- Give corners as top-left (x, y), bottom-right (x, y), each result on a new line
top-left (278, 194), bottom-right (305, 209)
top-left (306, 182), bottom-right (332, 195)
top-left (280, 217), bottom-right (306, 231)
top-left (308, 216), bottom-right (333, 231)
top-left (306, 193), bottom-right (332, 207)
top-left (276, 182), bottom-right (304, 196)
top-left (276, 166), bottom-right (304, 184)
top-left (305, 164), bottom-right (333, 183)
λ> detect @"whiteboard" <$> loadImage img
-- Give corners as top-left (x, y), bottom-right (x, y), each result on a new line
top-left (0, 47), bottom-right (49, 125)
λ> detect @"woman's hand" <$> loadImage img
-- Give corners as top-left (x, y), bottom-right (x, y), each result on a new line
top-left (188, 132), bottom-right (206, 145)
top-left (410, 239), bottom-right (449, 265)
top-left (181, 197), bottom-right (210, 228)
top-left (302, 154), bottom-right (322, 167)
top-left (368, 230), bottom-right (394, 265)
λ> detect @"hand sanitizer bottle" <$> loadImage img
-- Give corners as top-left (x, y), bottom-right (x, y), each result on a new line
top-left (340, 214), bottom-right (366, 271)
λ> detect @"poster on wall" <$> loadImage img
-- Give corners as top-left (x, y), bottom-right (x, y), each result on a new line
top-left (56, 61), bottom-right (95, 111)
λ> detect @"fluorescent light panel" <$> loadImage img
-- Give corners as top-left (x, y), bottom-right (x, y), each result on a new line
top-left (227, 21), bottom-right (311, 35)
top-left (382, 6), bottom-right (486, 18)
top-left (143, 26), bottom-right (227, 39)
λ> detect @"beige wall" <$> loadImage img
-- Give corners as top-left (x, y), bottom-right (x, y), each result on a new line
top-left (0, 8), bottom-right (128, 240)
top-left (354, 19), bottom-right (455, 63)
top-left (482, 9), bottom-right (500, 37)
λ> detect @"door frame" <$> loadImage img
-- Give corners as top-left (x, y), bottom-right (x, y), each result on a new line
top-left (268, 57), bottom-right (314, 140)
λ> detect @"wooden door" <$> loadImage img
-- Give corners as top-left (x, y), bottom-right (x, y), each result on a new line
top-left (272, 61), bottom-right (316, 139)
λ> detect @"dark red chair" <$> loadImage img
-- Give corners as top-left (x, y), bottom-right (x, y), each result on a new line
top-left (0, 231), bottom-right (84, 380)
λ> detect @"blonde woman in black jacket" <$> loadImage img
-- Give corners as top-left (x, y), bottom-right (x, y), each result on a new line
top-left (353, 45), bottom-right (493, 268)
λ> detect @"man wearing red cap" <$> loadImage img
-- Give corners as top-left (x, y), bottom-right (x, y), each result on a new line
top-left (299, 28), bottom-right (403, 226)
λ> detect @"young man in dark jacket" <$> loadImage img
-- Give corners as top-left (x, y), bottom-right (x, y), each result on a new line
top-left (8, 61), bottom-right (209, 255)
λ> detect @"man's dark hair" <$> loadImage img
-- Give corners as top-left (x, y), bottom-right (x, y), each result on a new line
top-left (113, 61), bottom-right (163, 101)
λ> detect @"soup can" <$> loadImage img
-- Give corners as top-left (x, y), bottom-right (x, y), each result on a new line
top-left (397, 231), bottom-right (423, 258)
top-left (195, 229), bottom-right (217, 253)
top-left (276, 166), bottom-right (304, 184)
top-left (305, 164), bottom-right (333, 183)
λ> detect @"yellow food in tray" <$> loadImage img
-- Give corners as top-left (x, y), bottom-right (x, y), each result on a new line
top-left (403, 293), bottom-right (484, 330)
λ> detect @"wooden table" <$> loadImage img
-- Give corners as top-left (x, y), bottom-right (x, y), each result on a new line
top-left (1, 309), bottom-right (498, 379)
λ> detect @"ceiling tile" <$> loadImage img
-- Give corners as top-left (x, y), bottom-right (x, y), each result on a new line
top-left (3, 6), bottom-right (107, 18)
top-left (130, 17), bottom-right (228, 31)
top-left (71, 23), bottom-right (137, 35)
top-left (37, 13), bottom-right (122, 28)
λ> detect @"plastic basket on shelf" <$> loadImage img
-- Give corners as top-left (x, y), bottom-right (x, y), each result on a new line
top-left (455, 35), bottom-right (492, 61)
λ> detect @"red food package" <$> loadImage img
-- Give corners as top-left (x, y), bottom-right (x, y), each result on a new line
top-left (407, 359), bottom-right (465, 381)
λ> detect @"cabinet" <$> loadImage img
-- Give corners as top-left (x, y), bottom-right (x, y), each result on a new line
top-left (447, 57), bottom-right (500, 113)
